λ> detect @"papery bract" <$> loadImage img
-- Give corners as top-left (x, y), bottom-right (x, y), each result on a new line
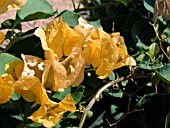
top-left (0, 0), bottom-right (27, 14)
top-left (35, 17), bottom-right (81, 60)
top-left (28, 94), bottom-right (76, 128)
top-left (0, 32), bottom-right (5, 45)
top-left (5, 60), bottom-right (23, 80)
top-left (14, 75), bottom-right (48, 106)
top-left (73, 17), bottom-right (95, 64)
top-left (62, 47), bottom-right (85, 87)
top-left (21, 54), bottom-right (43, 79)
top-left (42, 49), bottom-right (68, 92)
top-left (0, 74), bottom-right (14, 104)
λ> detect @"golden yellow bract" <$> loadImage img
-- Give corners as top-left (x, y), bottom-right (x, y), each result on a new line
top-left (35, 17), bottom-right (81, 60)
top-left (0, 32), bottom-right (5, 45)
top-left (0, 0), bottom-right (27, 14)
top-left (42, 47), bottom-right (85, 92)
top-left (0, 74), bottom-right (14, 104)
top-left (14, 75), bottom-right (48, 106)
top-left (28, 94), bottom-right (76, 128)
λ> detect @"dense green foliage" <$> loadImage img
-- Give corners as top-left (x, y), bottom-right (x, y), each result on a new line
top-left (1, 0), bottom-right (170, 127)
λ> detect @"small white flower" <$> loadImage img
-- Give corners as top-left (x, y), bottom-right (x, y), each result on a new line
top-left (27, 58), bottom-right (38, 67)
top-left (38, 62), bottom-right (45, 71)
top-left (22, 68), bottom-right (35, 76)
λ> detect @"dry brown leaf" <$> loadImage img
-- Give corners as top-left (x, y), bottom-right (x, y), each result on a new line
top-left (154, 0), bottom-right (170, 20)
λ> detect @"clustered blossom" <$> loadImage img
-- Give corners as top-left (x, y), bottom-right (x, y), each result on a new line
top-left (0, 14), bottom-right (136, 127)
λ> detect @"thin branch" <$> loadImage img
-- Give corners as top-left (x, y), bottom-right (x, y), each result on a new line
top-left (74, 2), bottom-right (115, 12)
top-left (106, 109), bottom-right (144, 127)
top-left (72, 0), bottom-right (76, 10)
top-left (150, 22), bottom-right (170, 62)
top-left (3, 33), bottom-right (34, 52)
top-left (78, 73), bottom-right (154, 128)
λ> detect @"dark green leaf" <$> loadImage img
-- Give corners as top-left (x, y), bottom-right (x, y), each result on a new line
top-left (0, 53), bottom-right (21, 75)
top-left (136, 93), bottom-right (155, 107)
top-left (89, 111), bottom-right (106, 128)
top-left (71, 86), bottom-right (85, 104)
top-left (156, 63), bottom-right (170, 84)
top-left (165, 112), bottom-right (170, 128)
top-left (0, 19), bottom-right (21, 30)
top-left (114, 0), bottom-right (129, 6)
top-left (4, 31), bottom-right (44, 59)
top-left (104, 88), bottom-right (123, 98)
top-left (131, 19), bottom-right (155, 52)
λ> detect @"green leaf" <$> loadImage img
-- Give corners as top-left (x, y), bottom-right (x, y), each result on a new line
top-left (89, 111), bottom-right (106, 128)
top-left (4, 30), bottom-right (44, 59)
top-left (136, 93), bottom-right (155, 107)
top-left (16, 0), bottom-right (55, 22)
top-left (0, 53), bottom-right (21, 75)
top-left (146, 43), bottom-right (160, 59)
top-left (104, 87), bottom-right (123, 98)
top-left (89, 20), bottom-right (103, 29)
top-left (139, 63), bottom-right (163, 70)
top-left (131, 19), bottom-right (155, 52)
top-left (71, 86), bottom-right (85, 104)
top-left (10, 114), bottom-right (24, 121)
top-left (108, 71), bottom-right (115, 81)
top-left (0, 19), bottom-right (21, 30)
top-left (114, 0), bottom-right (129, 6)
top-left (143, 0), bottom-right (155, 13)
top-left (156, 63), bottom-right (170, 84)
top-left (51, 87), bottom-right (71, 101)
top-left (11, 92), bottom-right (21, 101)
top-left (167, 46), bottom-right (170, 57)
top-left (59, 10), bottom-right (80, 27)
top-left (165, 112), bottom-right (170, 128)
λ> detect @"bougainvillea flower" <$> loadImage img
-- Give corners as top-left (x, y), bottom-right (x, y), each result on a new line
top-left (90, 29), bottom-right (118, 79)
top-left (0, 74), bottom-right (14, 104)
top-left (42, 49), bottom-right (68, 92)
top-left (110, 32), bottom-right (136, 71)
top-left (35, 17), bottom-right (81, 60)
top-left (0, 32), bottom-right (5, 45)
top-left (14, 75), bottom-right (48, 106)
top-left (5, 60), bottom-right (23, 80)
top-left (90, 30), bottom-right (136, 79)
top-left (28, 94), bottom-right (76, 128)
top-left (73, 17), bottom-right (95, 64)
top-left (21, 54), bottom-right (44, 80)
top-left (42, 47), bottom-right (85, 91)
top-left (62, 47), bottom-right (85, 87)
top-left (0, 0), bottom-right (27, 14)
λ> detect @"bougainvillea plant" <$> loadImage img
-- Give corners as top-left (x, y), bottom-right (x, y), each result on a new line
top-left (1, 0), bottom-right (170, 128)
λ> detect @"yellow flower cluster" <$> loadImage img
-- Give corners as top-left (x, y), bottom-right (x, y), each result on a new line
top-left (0, 16), bottom-right (136, 127)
